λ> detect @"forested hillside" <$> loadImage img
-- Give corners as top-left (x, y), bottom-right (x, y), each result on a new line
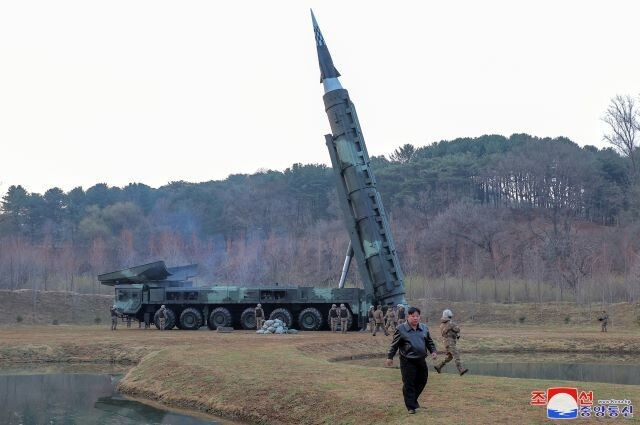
top-left (2, 134), bottom-right (639, 304)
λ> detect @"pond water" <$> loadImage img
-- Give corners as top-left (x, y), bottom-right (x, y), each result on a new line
top-left (0, 366), bottom-right (223, 425)
top-left (342, 353), bottom-right (640, 385)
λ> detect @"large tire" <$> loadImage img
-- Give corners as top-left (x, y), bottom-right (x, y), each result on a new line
top-left (209, 307), bottom-right (232, 329)
top-left (298, 307), bottom-right (323, 331)
top-left (154, 307), bottom-right (176, 330)
top-left (240, 307), bottom-right (257, 330)
top-left (328, 308), bottom-right (353, 332)
top-left (269, 308), bottom-right (293, 327)
top-left (180, 307), bottom-right (203, 330)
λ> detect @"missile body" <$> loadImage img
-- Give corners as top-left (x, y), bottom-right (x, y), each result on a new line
top-left (312, 11), bottom-right (406, 307)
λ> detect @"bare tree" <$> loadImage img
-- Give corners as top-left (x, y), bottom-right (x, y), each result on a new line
top-left (603, 95), bottom-right (640, 176)
top-left (430, 201), bottom-right (510, 301)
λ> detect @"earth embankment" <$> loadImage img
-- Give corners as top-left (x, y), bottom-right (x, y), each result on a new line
top-left (1, 325), bottom-right (640, 424)
top-left (0, 289), bottom-right (113, 325)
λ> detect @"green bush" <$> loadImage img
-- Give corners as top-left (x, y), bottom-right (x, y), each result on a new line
top-left (564, 316), bottom-right (571, 324)
top-left (94, 317), bottom-right (102, 325)
top-left (518, 315), bottom-right (526, 324)
top-left (52, 319), bottom-right (59, 325)
top-left (16, 315), bottom-right (23, 323)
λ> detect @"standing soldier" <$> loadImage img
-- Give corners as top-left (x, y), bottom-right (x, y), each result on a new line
top-left (397, 304), bottom-right (406, 326)
top-left (255, 303), bottom-right (265, 330)
top-left (598, 310), bottom-right (609, 332)
top-left (126, 315), bottom-right (132, 328)
top-left (339, 304), bottom-right (349, 333)
top-left (434, 309), bottom-right (468, 376)
top-left (329, 304), bottom-right (339, 332)
top-left (372, 304), bottom-right (388, 336)
top-left (158, 305), bottom-right (167, 331)
top-left (110, 305), bottom-right (118, 331)
top-left (367, 306), bottom-right (375, 333)
top-left (385, 305), bottom-right (397, 333)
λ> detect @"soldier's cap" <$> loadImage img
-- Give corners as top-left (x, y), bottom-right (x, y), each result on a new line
top-left (369, 305), bottom-right (374, 309)
top-left (442, 309), bottom-right (453, 319)
top-left (398, 304), bottom-right (404, 308)
top-left (112, 305), bottom-right (116, 308)
top-left (332, 304), bottom-right (337, 307)
top-left (161, 305), bottom-right (166, 309)
top-left (257, 303), bottom-right (262, 307)
top-left (340, 303), bottom-right (345, 307)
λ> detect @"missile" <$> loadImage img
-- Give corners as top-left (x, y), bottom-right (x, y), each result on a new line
top-left (311, 10), bottom-right (406, 307)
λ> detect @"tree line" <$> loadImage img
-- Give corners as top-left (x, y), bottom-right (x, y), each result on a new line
top-left (1, 94), bottom-right (640, 303)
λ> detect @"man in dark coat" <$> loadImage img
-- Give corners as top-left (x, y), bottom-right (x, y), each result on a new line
top-left (386, 306), bottom-right (437, 414)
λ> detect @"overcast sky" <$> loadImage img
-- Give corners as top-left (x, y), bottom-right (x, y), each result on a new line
top-left (1, 1), bottom-right (639, 196)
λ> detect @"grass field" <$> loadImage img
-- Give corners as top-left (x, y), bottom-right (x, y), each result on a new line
top-left (1, 322), bottom-right (640, 424)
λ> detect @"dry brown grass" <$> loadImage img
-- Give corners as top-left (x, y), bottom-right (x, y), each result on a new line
top-left (1, 325), bottom-right (640, 424)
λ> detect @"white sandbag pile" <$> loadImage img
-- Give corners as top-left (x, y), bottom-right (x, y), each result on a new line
top-left (256, 319), bottom-right (298, 335)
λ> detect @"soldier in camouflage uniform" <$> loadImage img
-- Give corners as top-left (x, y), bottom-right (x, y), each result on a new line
top-left (385, 305), bottom-right (397, 333)
top-left (158, 305), bottom-right (167, 331)
top-left (367, 306), bottom-right (375, 333)
top-left (372, 304), bottom-right (388, 336)
top-left (339, 303), bottom-right (349, 333)
top-left (397, 304), bottom-right (406, 326)
top-left (255, 303), bottom-right (265, 330)
top-left (598, 310), bottom-right (609, 332)
top-left (434, 309), bottom-right (468, 376)
top-left (329, 304), bottom-right (339, 332)
top-left (110, 305), bottom-right (119, 331)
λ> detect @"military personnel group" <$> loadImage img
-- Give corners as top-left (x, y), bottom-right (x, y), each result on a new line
top-left (109, 302), bottom-right (468, 374)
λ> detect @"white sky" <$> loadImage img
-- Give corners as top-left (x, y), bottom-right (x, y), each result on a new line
top-left (1, 1), bottom-right (639, 196)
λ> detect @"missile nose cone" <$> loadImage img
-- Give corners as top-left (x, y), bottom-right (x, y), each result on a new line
top-left (310, 9), bottom-right (341, 83)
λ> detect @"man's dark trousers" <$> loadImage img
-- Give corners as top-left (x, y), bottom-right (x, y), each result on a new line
top-left (400, 356), bottom-right (428, 410)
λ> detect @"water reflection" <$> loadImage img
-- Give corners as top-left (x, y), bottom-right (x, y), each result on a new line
top-left (345, 354), bottom-right (640, 385)
top-left (437, 361), bottom-right (640, 385)
top-left (0, 372), bottom-right (218, 425)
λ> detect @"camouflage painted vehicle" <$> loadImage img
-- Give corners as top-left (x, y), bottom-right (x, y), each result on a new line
top-left (100, 17), bottom-right (409, 331)
top-left (99, 261), bottom-right (368, 331)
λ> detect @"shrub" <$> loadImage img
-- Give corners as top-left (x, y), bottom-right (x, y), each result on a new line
top-left (94, 317), bottom-right (102, 325)
top-left (518, 315), bottom-right (526, 324)
top-left (52, 319), bottom-right (59, 325)
top-left (564, 316), bottom-right (571, 324)
top-left (16, 315), bottom-right (23, 323)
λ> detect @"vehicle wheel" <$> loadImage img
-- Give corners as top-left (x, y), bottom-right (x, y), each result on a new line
top-left (240, 307), bottom-right (257, 330)
top-left (327, 308), bottom-right (353, 331)
top-left (269, 308), bottom-right (293, 327)
top-left (298, 307), bottom-right (323, 331)
top-left (209, 307), bottom-right (232, 329)
top-left (180, 307), bottom-right (203, 330)
top-left (154, 307), bottom-right (176, 330)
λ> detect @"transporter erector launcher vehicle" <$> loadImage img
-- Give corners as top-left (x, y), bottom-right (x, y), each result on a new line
top-left (99, 11), bottom-right (407, 331)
